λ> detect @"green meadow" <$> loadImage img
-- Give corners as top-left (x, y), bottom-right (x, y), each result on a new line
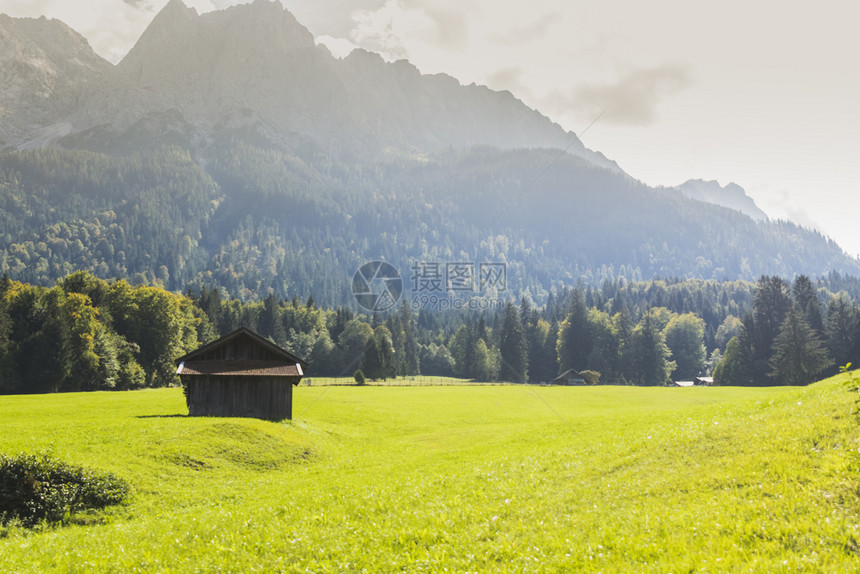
top-left (1, 378), bottom-right (858, 573)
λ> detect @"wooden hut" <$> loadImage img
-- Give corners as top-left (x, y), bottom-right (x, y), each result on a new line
top-left (552, 369), bottom-right (586, 385)
top-left (175, 327), bottom-right (308, 421)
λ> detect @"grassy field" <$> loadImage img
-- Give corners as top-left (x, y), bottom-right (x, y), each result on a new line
top-left (0, 377), bottom-right (858, 573)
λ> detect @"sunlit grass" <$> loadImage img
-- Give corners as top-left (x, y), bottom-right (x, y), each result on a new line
top-left (301, 375), bottom-right (517, 386)
top-left (0, 378), bottom-right (858, 572)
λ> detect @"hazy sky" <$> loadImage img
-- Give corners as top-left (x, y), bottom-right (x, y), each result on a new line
top-left (3, 0), bottom-right (859, 256)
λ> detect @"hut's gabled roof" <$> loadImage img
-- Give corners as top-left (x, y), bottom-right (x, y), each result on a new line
top-left (175, 327), bottom-right (309, 370)
top-left (176, 360), bottom-right (302, 377)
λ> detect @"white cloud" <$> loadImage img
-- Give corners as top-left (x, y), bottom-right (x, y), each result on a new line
top-left (748, 184), bottom-right (824, 234)
top-left (349, 0), bottom-right (479, 62)
top-left (315, 34), bottom-right (359, 59)
top-left (488, 11), bottom-right (559, 46)
top-left (280, 0), bottom-right (386, 37)
top-left (485, 66), bottom-right (534, 100)
top-left (567, 64), bottom-right (696, 127)
top-left (350, 0), bottom-right (424, 61)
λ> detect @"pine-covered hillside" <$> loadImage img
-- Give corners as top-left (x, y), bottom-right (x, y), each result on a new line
top-left (0, 144), bottom-right (856, 305)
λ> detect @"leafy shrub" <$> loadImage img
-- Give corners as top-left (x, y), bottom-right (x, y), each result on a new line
top-left (0, 454), bottom-right (131, 527)
top-left (353, 369), bottom-right (366, 386)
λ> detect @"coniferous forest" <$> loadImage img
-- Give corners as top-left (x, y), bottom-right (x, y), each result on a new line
top-left (3, 270), bottom-right (860, 394)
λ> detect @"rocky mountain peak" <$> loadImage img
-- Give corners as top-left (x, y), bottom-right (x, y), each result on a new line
top-left (159, 0), bottom-right (198, 20)
top-left (115, 0), bottom-right (195, 79)
top-left (114, 0), bottom-right (317, 89)
top-left (0, 14), bottom-right (110, 146)
top-left (676, 179), bottom-right (769, 221)
top-left (120, 0), bottom-right (313, 67)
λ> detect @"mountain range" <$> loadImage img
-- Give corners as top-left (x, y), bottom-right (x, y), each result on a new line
top-left (2, 0), bottom-right (615, 168)
top-left (0, 0), bottom-right (855, 304)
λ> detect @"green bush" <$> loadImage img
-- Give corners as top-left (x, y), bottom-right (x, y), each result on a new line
top-left (0, 454), bottom-right (131, 527)
top-left (353, 370), bottom-right (366, 386)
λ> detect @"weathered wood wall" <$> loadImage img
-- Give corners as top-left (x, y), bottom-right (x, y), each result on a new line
top-left (184, 376), bottom-right (297, 420)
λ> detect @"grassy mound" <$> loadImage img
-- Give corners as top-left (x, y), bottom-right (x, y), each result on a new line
top-left (153, 420), bottom-right (315, 471)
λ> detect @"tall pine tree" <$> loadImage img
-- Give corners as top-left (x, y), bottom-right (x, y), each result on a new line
top-left (499, 302), bottom-right (528, 383)
top-left (770, 308), bottom-right (832, 385)
top-left (748, 276), bottom-right (792, 382)
top-left (792, 275), bottom-right (825, 336)
top-left (556, 288), bottom-right (591, 373)
top-left (825, 293), bottom-right (858, 370)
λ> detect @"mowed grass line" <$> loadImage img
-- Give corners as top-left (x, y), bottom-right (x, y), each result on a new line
top-left (0, 380), bottom-right (857, 572)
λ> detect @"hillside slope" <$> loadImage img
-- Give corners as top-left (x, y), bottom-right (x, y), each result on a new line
top-left (1, 145), bottom-right (856, 303)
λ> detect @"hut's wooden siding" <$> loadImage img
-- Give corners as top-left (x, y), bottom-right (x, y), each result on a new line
top-left (184, 375), bottom-right (299, 421)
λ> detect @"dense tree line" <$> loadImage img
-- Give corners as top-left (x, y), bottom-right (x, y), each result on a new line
top-left (713, 275), bottom-right (837, 386)
top-left (0, 272), bottom-right (203, 394)
top-left (3, 272), bottom-right (860, 394)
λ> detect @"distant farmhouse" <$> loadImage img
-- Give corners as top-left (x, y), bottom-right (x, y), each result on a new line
top-left (553, 369), bottom-right (586, 385)
top-left (176, 327), bottom-right (308, 421)
top-left (673, 377), bottom-right (714, 387)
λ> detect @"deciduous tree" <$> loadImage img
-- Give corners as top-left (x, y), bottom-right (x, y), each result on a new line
top-left (663, 313), bottom-right (706, 380)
